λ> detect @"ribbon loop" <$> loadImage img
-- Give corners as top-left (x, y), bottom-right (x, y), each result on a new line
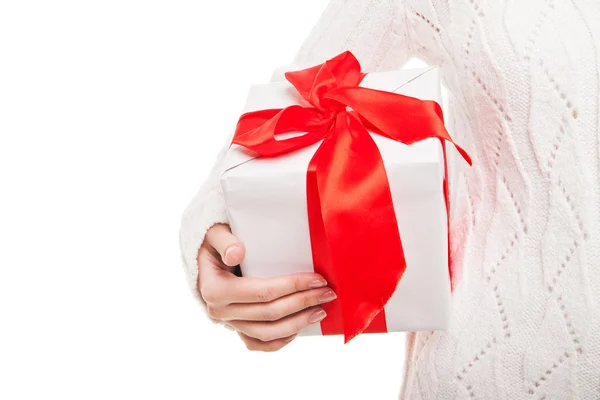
top-left (284, 51), bottom-right (366, 112)
top-left (233, 106), bottom-right (330, 156)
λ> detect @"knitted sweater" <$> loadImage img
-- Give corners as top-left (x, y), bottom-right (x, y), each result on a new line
top-left (179, 1), bottom-right (600, 398)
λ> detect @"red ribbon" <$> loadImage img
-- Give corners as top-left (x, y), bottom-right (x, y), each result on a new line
top-left (233, 51), bottom-right (471, 343)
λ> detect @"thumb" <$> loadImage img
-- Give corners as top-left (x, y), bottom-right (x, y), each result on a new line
top-left (205, 223), bottom-right (245, 267)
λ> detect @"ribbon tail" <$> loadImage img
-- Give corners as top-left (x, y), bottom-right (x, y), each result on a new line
top-left (306, 156), bottom-right (345, 336)
top-left (310, 112), bottom-right (407, 343)
top-left (326, 87), bottom-right (472, 165)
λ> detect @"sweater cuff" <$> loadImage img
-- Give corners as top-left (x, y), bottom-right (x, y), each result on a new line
top-left (179, 187), bottom-right (229, 305)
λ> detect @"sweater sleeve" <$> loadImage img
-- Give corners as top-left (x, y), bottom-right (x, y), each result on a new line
top-left (179, 0), bottom-right (414, 314)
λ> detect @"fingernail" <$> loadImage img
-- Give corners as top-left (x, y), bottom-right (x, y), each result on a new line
top-left (309, 279), bottom-right (327, 288)
top-left (318, 290), bottom-right (337, 303)
top-left (308, 309), bottom-right (327, 324)
top-left (224, 245), bottom-right (238, 263)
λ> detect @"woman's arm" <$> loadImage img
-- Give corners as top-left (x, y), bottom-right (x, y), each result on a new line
top-left (290, 0), bottom-right (412, 72)
top-left (180, 0), bottom-right (414, 334)
top-left (178, 66), bottom-right (298, 307)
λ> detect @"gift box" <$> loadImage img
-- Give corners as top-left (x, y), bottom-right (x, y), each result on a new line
top-left (220, 52), bottom-right (470, 343)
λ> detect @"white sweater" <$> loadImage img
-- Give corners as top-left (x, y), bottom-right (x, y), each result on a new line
top-left (179, 1), bottom-right (600, 398)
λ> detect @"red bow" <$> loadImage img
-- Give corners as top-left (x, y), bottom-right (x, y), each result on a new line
top-left (233, 51), bottom-right (471, 342)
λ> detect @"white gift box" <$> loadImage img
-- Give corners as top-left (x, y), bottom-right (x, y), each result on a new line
top-left (220, 67), bottom-right (451, 336)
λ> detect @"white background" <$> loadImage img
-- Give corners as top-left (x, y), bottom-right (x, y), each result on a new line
top-left (0, 1), bottom-right (423, 399)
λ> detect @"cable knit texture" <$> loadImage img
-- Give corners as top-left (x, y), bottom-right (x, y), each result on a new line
top-left (180, 0), bottom-right (600, 398)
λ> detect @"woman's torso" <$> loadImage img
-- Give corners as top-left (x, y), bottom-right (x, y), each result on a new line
top-left (400, 1), bottom-right (600, 398)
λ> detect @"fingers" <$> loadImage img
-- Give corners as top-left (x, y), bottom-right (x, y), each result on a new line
top-left (237, 331), bottom-right (297, 352)
top-left (227, 306), bottom-right (327, 342)
top-left (199, 224), bottom-right (333, 352)
top-left (200, 271), bottom-right (328, 306)
top-left (208, 287), bottom-right (337, 321)
top-left (205, 223), bottom-right (245, 267)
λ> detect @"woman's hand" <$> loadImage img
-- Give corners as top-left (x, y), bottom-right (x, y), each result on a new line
top-left (197, 223), bottom-right (337, 352)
